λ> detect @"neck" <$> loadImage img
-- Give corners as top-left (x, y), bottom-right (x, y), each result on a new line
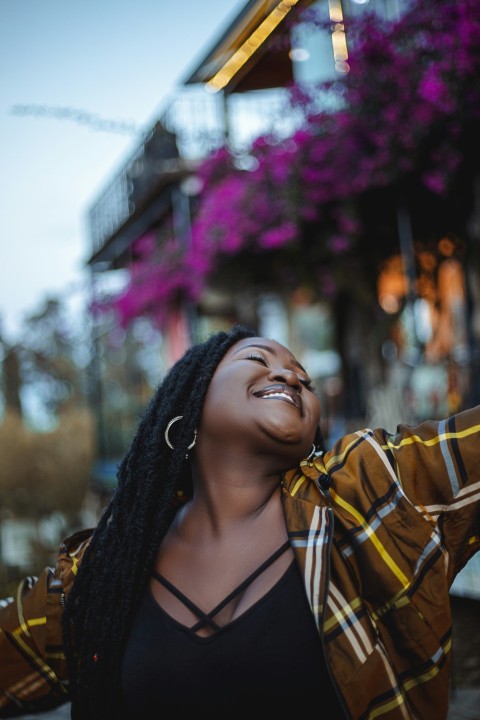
top-left (183, 457), bottom-right (283, 536)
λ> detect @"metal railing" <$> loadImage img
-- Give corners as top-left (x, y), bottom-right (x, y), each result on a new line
top-left (87, 86), bottom-right (302, 256)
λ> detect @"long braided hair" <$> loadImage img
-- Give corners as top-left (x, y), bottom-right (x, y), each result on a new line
top-left (62, 324), bottom-right (256, 718)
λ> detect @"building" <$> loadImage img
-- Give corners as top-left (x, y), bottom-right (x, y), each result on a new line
top-left (85, 0), bottom-right (480, 483)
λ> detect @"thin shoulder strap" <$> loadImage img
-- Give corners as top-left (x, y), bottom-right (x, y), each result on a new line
top-left (203, 540), bottom-right (291, 623)
top-left (152, 571), bottom-right (222, 631)
top-left (152, 539), bottom-right (291, 632)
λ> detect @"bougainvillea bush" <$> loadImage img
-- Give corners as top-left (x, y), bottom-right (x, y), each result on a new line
top-left (109, 0), bottom-right (480, 327)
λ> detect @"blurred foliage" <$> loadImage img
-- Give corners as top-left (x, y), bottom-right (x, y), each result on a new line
top-left (17, 298), bottom-right (92, 425)
top-left (0, 295), bottom-right (97, 596)
top-left (0, 407), bottom-right (95, 519)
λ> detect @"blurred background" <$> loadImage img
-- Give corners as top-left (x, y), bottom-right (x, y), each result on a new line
top-left (1, 0), bottom-right (479, 709)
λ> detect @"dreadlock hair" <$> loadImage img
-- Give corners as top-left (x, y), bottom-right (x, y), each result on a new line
top-left (62, 324), bottom-right (256, 719)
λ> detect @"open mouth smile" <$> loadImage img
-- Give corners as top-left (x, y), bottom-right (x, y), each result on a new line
top-left (253, 384), bottom-right (303, 412)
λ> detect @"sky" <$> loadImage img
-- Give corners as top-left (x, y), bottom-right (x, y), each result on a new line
top-left (0, 0), bottom-right (246, 343)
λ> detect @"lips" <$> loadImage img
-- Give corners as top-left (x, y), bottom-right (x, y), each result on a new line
top-left (253, 383), bottom-right (303, 412)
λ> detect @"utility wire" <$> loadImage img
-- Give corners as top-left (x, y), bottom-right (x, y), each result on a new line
top-left (9, 104), bottom-right (139, 135)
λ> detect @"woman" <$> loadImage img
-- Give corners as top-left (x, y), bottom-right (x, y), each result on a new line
top-left (1, 324), bottom-right (479, 719)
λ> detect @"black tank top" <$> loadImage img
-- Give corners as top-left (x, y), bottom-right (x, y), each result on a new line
top-left (121, 542), bottom-right (345, 716)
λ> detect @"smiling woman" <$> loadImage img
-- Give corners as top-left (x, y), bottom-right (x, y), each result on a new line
top-left (1, 324), bottom-right (480, 720)
top-left (197, 336), bottom-right (322, 459)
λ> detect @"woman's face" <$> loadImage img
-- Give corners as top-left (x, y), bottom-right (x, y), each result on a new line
top-left (199, 336), bottom-right (321, 463)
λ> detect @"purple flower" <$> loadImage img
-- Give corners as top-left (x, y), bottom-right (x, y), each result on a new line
top-left (259, 223), bottom-right (298, 249)
top-left (96, 0), bottom-right (479, 329)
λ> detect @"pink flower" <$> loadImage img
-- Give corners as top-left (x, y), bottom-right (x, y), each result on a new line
top-left (93, 0), bottom-right (479, 330)
top-left (329, 235), bottom-right (351, 254)
top-left (259, 223), bottom-right (297, 249)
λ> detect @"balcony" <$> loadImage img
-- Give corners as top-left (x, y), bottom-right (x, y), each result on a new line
top-left (86, 85), bottom-right (303, 266)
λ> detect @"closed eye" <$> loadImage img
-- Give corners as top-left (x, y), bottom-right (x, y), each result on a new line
top-left (246, 352), bottom-right (267, 365)
top-left (247, 353), bottom-right (315, 391)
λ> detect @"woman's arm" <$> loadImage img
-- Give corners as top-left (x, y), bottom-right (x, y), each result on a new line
top-left (0, 529), bottom-right (93, 717)
top-left (380, 405), bottom-right (480, 583)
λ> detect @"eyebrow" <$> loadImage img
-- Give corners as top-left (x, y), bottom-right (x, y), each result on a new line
top-left (234, 343), bottom-right (308, 375)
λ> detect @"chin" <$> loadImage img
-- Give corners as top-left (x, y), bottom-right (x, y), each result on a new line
top-left (263, 425), bottom-right (314, 462)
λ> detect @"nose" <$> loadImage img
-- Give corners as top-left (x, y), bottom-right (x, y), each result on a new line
top-left (270, 366), bottom-right (302, 390)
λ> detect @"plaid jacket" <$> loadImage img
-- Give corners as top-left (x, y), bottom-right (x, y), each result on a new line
top-left (1, 406), bottom-right (479, 718)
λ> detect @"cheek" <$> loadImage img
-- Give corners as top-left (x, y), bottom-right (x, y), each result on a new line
top-left (200, 375), bottom-right (245, 431)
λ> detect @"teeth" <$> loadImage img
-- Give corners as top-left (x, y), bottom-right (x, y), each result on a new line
top-left (263, 392), bottom-right (294, 403)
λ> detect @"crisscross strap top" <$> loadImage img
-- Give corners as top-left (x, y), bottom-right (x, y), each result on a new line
top-left (121, 539), bottom-right (345, 715)
top-left (151, 540), bottom-right (291, 634)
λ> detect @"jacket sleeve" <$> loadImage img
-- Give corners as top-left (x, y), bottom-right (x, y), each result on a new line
top-left (379, 404), bottom-right (480, 585)
top-left (0, 528), bottom-right (93, 717)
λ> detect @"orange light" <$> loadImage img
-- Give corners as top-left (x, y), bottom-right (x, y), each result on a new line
top-left (438, 237), bottom-right (455, 257)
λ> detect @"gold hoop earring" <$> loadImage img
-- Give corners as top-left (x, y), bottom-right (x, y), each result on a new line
top-left (165, 415), bottom-right (197, 451)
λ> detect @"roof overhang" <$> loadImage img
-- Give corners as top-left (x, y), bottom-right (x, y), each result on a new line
top-left (182, 0), bottom-right (313, 93)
